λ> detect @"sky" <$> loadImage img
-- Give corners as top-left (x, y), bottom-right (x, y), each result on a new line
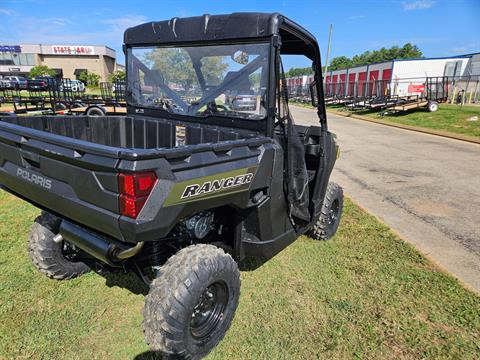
top-left (0, 0), bottom-right (479, 70)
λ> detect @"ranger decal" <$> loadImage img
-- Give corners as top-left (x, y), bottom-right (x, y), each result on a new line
top-left (181, 173), bottom-right (254, 199)
top-left (163, 166), bottom-right (257, 207)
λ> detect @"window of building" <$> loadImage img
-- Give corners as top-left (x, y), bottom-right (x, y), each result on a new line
top-left (0, 52), bottom-right (35, 66)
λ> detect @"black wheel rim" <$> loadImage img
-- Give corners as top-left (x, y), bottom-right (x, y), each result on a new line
top-left (190, 281), bottom-right (228, 341)
top-left (328, 199), bottom-right (340, 226)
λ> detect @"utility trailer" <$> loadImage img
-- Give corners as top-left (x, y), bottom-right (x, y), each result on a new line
top-left (0, 13), bottom-right (343, 359)
top-left (69, 80), bottom-right (127, 116)
top-left (380, 77), bottom-right (449, 114)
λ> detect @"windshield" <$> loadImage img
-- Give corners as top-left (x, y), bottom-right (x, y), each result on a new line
top-left (127, 43), bottom-right (269, 120)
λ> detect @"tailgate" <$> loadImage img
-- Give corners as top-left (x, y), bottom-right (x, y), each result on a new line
top-left (0, 121), bottom-right (124, 240)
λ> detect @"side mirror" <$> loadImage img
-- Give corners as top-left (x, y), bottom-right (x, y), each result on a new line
top-left (231, 50), bottom-right (249, 65)
top-left (309, 81), bottom-right (318, 107)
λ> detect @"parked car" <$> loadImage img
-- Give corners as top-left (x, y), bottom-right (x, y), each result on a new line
top-left (229, 93), bottom-right (257, 111)
top-left (27, 77), bottom-right (51, 91)
top-left (60, 79), bottom-right (85, 92)
top-left (111, 81), bottom-right (126, 94)
top-left (0, 78), bottom-right (16, 90)
top-left (226, 90), bottom-right (257, 111)
top-left (4, 76), bottom-right (28, 89)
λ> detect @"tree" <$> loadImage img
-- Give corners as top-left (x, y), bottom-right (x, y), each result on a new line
top-left (78, 70), bottom-right (101, 87)
top-left (286, 43), bottom-right (424, 74)
top-left (399, 43), bottom-right (422, 59)
top-left (108, 70), bottom-right (126, 82)
top-left (329, 56), bottom-right (353, 71)
top-left (29, 65), bottom-right (56, 78)
top-left (285, 66), bottom-right (313, 78)
top-left (144, 48), bottom-right (228, 91)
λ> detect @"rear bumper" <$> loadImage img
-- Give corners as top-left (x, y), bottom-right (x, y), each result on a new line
top-left (0, 163), bottom-right (124, 241)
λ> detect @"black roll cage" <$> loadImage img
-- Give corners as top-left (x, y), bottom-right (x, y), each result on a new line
top-left (123, 13), bottom-right (328, 137)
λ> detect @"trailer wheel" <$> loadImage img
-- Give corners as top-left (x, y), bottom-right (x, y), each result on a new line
top-left (28, 212), bottom-right (90, 280)
top-left (143, 244), bottom-right (240, 359)
top-left (309, 182), bottom-right (344, 241)
top-left (428, 101), bottom-right (439, 112)
top-left (85, 106), bottom-right (105, 116)
top-left (54, 103), bottom-right (67, 111)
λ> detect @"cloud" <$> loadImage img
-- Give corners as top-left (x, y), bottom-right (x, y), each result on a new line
top-left (101, 15), bottom-right (148, 34)
top-left (51, 17), bottom-right (70, 26)
top-left (402, 0), bottom-right (435, 10)
top-left (0, 7), bottom-right (13, 15)
top-left (10, 14), bottom-right (147, 46)
top-left (450, 43), bottom-right (480, 54)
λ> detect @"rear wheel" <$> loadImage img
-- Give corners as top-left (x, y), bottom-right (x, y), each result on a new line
top-left (309, 182), bottom-right (344, 241)
top-left (28, 212), bottom-right (90, 280)
top-left (143, 244), bottom-right (240, 359)
top-left (428, 101), bottom-right (439, 112)
top-left (85, 106), bottom-right (105, 116)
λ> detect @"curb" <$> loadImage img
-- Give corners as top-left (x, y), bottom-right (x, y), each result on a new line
top-left (326, 109), bottom-right (480, 145)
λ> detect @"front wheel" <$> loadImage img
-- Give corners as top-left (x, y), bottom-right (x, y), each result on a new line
top-left (309, 182), bottom-right (344, 241)
top-left (143, 244), bottom-right (240, 359)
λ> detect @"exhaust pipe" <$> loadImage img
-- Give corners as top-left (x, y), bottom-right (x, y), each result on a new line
top-left (58, 220), bottom-right (144, 267)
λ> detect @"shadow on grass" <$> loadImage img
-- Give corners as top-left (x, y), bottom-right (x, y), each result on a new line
top-left (238, 256), bottom-right (267, 271)
top-left (134, 351), bottom-right (169, 359)
top-left (136, 350), bottom-right (190, 359)
top-left (97, 270), bottom-right (149, 296)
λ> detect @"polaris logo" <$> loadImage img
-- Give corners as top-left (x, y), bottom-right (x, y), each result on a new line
top-left (181, 173), bottom-right (254, 199)
top-left (16, 168), bottom-right (52, 190)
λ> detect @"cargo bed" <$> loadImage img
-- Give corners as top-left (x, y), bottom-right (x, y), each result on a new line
top-left (0, 115), bottom-right (266, 161)
top-left (0, 114), bottom-right (270, 242)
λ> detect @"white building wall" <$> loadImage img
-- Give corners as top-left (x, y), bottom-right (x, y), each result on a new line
top-left (463, 53), bottom-right (480, 76)
top-left (392, 58), bottom-right (468, 79)
top-left (391, 58), bottom-right (469, 96)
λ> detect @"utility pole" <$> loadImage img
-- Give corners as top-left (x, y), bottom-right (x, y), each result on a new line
top-left (323, 24), bottom-right (333, 84)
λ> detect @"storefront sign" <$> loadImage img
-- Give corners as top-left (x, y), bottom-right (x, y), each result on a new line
top-left (408, 84), bottom-right (425, 93)
top-left (51, 45), bottom-right (95, 55)
top-left (0, 45), bottom-right (21, 53)
top-left (8, 68), bottom-right (21, 72)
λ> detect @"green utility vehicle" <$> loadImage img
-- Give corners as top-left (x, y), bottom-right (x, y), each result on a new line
top-left (0, 13), bottom-right (343, 358)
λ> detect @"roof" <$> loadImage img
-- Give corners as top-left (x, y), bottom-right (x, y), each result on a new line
top-left (124, 12), bottom-right (316, 49)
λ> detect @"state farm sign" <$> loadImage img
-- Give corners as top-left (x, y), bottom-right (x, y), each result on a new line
top-left (51, 45), bottom-right (95, 55)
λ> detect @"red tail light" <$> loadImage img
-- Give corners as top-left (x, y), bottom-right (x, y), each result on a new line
top-left (119, 172), bottom-right (157, 218)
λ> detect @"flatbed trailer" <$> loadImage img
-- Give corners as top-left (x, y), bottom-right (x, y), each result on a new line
top-left (69, 104), bottom-right (127, 115)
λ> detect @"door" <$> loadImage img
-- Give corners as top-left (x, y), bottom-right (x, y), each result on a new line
top-left (368, 70), bottom-right (379, 96)
top-left (339, 74), bottom-right (346, 96)
top-left (381, 69), bottom-right (392, 96)
top-left (348, 73), bottom-right (356, 96)
top-left (358, 72), bottom-right (367, 97)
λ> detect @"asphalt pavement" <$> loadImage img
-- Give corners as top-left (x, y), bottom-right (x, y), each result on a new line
top-left (290, 105), bottom-right (480, 293)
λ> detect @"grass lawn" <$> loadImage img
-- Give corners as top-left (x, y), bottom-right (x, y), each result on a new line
top-left (0, 190), bottom-right (479, 359)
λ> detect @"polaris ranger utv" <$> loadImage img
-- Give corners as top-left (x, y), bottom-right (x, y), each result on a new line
top-left (0, 13), bottom-right (343, 358)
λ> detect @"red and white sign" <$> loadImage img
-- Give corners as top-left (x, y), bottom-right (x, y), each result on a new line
top-left (408, 84), bottom-right (425, 93)
top-left (51, 45), bottom-right (95, 55)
